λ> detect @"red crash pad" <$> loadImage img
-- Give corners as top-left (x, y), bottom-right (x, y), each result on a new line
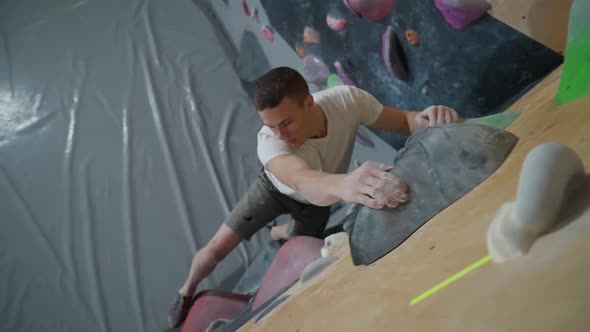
top-left (251, 236), bottom-right (323, 310)
top-left (181, 290), bottom-right (251, 332)
top-left (181, 236), bottom-right (323, 331)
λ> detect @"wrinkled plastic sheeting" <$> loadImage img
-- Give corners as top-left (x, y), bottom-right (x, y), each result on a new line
top-left (0, 0), bottom-right (270, 330)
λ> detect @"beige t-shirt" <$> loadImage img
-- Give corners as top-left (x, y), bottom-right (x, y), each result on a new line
top-left (257, 86), bottom-right (384, 203)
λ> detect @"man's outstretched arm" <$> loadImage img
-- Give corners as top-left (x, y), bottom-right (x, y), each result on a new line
top-left (266, 154), bottom-right (407, 209)
top-left (371, 105), bottom-right (461, 135)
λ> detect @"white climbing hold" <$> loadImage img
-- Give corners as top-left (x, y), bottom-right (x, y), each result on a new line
top-left (487, 143), bottom-right (585, 262)
top-left (321, 232), bottom-right (350, 258)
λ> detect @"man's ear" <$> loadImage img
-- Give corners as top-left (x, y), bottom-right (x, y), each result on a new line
top-left (305, 95), bottom-right (314, 109)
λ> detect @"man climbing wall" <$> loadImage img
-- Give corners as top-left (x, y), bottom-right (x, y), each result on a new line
top-left (168, 67), bottom-right (461, 328)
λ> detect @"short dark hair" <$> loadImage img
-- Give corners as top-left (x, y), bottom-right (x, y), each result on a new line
top-left (254, 67), bottom-right (310, 111)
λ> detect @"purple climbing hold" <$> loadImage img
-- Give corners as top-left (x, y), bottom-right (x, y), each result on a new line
top-left (345, 0), bottom-right (396, 21)
top-left (434, 0), bottom-right (490, 30)
top-left (334, 61), bottom-right (356, 86)
top-left (381, 26), bottom-right (409, 81)
top-left (439, 0), bottom-right (491, 12)
top-left (302, 55), bottom-right (330, 85)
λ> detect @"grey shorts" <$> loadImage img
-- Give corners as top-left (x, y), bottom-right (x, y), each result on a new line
top-left (224, 170), bottom-right (330, 241)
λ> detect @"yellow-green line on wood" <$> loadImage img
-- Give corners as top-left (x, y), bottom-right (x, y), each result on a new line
top-left (410, 255), bottom-right (492, 306)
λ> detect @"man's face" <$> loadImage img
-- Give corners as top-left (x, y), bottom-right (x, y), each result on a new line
top-left (259, 95), bottom-right (311, 147)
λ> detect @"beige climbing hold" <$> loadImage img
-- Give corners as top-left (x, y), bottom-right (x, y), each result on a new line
top-left (321, 232), bottom-right (350, 258)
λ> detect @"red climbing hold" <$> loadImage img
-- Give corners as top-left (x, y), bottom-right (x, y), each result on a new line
top-left (344, 0), bottom-right (396, 21)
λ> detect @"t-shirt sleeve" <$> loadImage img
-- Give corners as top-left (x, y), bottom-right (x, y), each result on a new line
top-left (345, 86), bottom-right (383, 126)
top-left (257, 129), bottom-right (293, 167)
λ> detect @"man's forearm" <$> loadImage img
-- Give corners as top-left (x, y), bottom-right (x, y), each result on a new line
top-left (404, 110), bottom-right (423, 134)
top-left (291, 169), bottom-right (344, 206)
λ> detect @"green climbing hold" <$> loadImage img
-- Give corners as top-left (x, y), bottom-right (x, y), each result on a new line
top-left (465, 111), bottom-right (521, 130)
top-left (555, 0), bottom-right (590, 105)
top-left (327, 74), bottom-right (343, 88)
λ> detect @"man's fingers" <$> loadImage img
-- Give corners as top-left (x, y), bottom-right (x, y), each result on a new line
top-left (368, 169), bottom-right (407, 190)
top-left (368, 167), bottom-right (393, 180)
top-left (357, 194), bottom-right (385, 209)
top-left (378, 163), bottom-right (393, 171)
top-left (429, 109), bottom-right (436, 126)
top-left (392, 189), bottom-right (408, 203)
top-left (386, 199), bottom-right (399, 208)
top-left (370, 187), bottom-right (389, 203)
top-left (444, 110), bottom-right (453, 123)
top-left (363, 161), bottom-right (393, 171)
top-left (416, 113), bottom-right (429, 127)
top-left (363, 175), bottom-right (382, 188)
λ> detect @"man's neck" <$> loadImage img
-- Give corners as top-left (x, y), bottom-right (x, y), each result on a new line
top-left (309, 103), bottom-right (327, 139)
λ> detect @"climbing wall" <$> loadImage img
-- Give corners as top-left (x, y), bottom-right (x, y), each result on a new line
top-left (258, 0), bottom-right (563, 148)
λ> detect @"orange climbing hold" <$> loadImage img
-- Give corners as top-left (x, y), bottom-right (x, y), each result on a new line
top-left (303, 26), bottom-right (320, 45)
top-left (295, 42), bottom-right (305, 58)
top-left (405, 29), bottom-right (420, 45)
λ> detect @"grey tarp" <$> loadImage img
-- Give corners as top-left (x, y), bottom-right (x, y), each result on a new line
top-left (0, 0), bottom-right (395, 330)
top-left (0, 0), bottom-right (272, 330)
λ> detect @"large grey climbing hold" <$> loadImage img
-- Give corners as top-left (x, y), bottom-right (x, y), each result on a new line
top-left (299, 256), bottom-right (339, 285)
top-left (205, 319), bottom-right (231, 332)
top-left (350, 124), bottom-right (518, 265)
top-left (487, 143), bottom-right (585, 262)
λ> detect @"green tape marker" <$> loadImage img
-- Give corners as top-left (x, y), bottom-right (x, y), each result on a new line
top-left (327, 74), bottom-right (343, 88)
top-left (556, 0), bottom-right (590, 105)
top-left (410, 255), bottom-right (492, 306)
top-left (465, 112), bottom-right (521, 130)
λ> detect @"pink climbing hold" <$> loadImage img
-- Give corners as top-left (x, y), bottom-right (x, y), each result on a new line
top-left (434, 0), bottom-right (490, 30)
top-left (344, 0), bottom-right (396, 21)
top-left (241, 0), bottom-right (256, 19)
top-left (326, 15), bottom-right (347, 31)
top-left (261, 25), bottom-right (274, 42)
